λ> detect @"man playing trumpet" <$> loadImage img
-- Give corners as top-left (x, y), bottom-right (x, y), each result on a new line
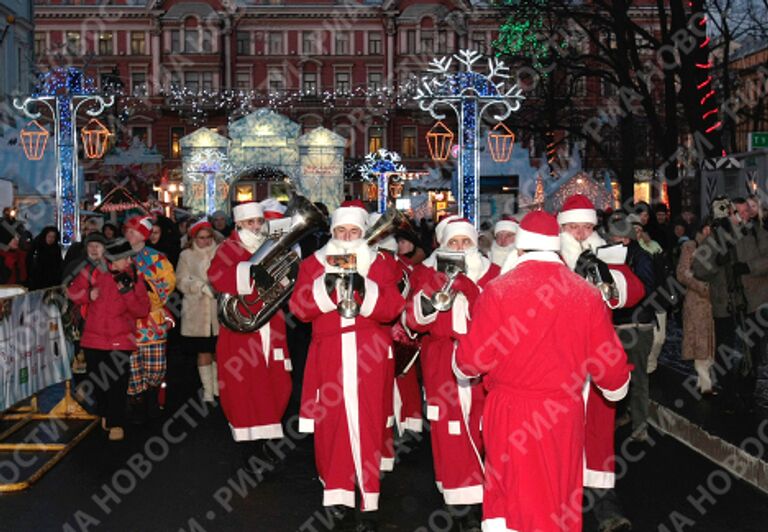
top-left (289, 200), bottom-right (405, 531)
top-left (405, 218), bottom-right (499, 531)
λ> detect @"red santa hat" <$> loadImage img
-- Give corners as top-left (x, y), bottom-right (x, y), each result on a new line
top-left (557, 194), bottom-right (598, 226)
top-left (516, 211), bottom-right (561, 251)
top-left (434, 214), bottom-right (461, 244)
top-left (124, 215), bottom-right (153, 241)
top-left (440, 218), bottom-right (478, 248)
top-left (331, 199), bottom-right (368, 232)
top-left (188, 220), bottom-right (212, 238)
top-left (260, 197), bottom-right (287, 220)
top-left (233, 201), bottom-right (264, 222)
top-left (494, 216), bottom-right (519, 235)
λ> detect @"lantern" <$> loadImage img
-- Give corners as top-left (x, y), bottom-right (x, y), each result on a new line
top-left (426, 121), bottom-right (454, 162)
top-left (80, 118), bottom-right (111, 159)
top-left (487, 122), bottom-right (515, 163)
top-left (20, 120), bottom-right (50, 161)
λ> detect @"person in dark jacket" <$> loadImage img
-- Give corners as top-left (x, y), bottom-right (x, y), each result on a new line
top-left (67, 238), bottom-right (150, 441)
top-left (151, 216), bottom-right (182, 266)
top-left (28, 226), bottom-right (64, 290)
top-left (607, 211), bottom-right (656, 441)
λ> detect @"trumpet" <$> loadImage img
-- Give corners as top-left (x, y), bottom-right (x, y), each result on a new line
top-left (326, 254), bottom-right (361, 319)
top-left (430, 251), bottom-right (466, 312)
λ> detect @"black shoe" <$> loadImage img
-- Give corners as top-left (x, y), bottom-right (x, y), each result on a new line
top-left (328, 505), bottom-right (355, 532)
top-left (457, 510), bottom-right (481, 532)
top-left (599, 516), bottom-right (632, 532)
top-left (355, 511), bottom-right (378, 532)
top-left (126, 393), bottom-right (147, 425)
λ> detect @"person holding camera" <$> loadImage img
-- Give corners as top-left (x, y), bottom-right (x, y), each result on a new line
top-left (693, 197), bottom-right (768, 411)
top-left (66, 239), bottom-right (150, 441)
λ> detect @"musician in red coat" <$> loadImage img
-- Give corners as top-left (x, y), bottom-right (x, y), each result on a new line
top-left (558, 194), bottom-right (646, 532)
top-left (289, 200), bottom-right (405, 531)
top-left (456, 211), bottom-right (633, 532)
top-left (405, 218), bottom-right (499, 530)
top-left (207, 201), bottom-right (292, 464)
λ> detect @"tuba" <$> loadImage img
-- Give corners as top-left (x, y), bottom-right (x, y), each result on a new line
top-left (430, 251), bottom-right (466, 312)
top-left (217, 194), bottom-right (328, 332)
top-left (331, 207), bottom-right (412, 318)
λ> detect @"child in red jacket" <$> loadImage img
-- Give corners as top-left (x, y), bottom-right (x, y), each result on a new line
top-left (67, 239), bottom-right (150, 441)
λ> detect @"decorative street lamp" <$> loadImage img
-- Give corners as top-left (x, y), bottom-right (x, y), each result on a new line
top-left (487, 122), bottom-right (516, 163)
top-left (14, 67), bottom-right (114, 247)
top-left (20, 120), bottom-right (50, 161)
top-left (81, 118), bottom-right (111, 159)
top-left (416, 49), bottom-right (525, 226)
top-left (426, 121), bottom-right (454, 162)
top-left (359, 149), bottom-right (428, 213)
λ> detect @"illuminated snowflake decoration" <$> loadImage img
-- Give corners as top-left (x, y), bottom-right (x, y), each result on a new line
top-left (358, 149), bottom-right (406, 181)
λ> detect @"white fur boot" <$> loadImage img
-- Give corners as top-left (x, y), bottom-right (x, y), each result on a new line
top-left (198, 364), bottom-right (215, 403)
top-left (694, 358), bottom-right (714, 394)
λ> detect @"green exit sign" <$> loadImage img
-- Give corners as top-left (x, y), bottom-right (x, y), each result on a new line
top-left (749, 132), bottom-right (768, 150)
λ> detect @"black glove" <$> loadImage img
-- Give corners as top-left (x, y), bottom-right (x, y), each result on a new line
top-left (324, 273), bottom-right (341, 295)
top-left (419, 293), bottom-right (437, 316)
top-left (732, 262), bottom-right (750, 276)
top-left (575, 250), bottom-right (612, 285)
top-left (250, 264), bottom-right (274, 287)
top-left (113, 269), bottom-right (135, 294)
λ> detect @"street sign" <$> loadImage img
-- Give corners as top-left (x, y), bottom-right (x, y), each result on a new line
top-left (748, 132), bottom-right (768, 151)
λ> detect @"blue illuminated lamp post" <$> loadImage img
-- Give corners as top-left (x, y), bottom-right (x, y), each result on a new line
top-left (14, 67), bottom-right (114, 247)
top-left (359, 149), bottom-right (428, 213)
top-left (415, 50), bottom-right (524, 227)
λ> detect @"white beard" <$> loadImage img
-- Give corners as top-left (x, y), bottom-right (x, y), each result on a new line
top-left (423, 246), bottom-right (489, 282)
top-left (238, 228), bottom-right (266, 254)
top-left (324, 238), bottom-right (374, 277)
top-left (490, 242), bottom-right (514, 267)
top-left (560, 231), bottom-right (606, 271)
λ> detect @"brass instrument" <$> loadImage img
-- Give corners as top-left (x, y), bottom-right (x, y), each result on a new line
top-left (217, 194), bottom-right (328, 332)
top-left (430, 251), bottom-right (466, 312)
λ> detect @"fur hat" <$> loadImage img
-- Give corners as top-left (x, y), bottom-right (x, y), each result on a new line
top-left (233, 202), bottom-right (264, 222)
top-left (104, 238), bottom-right (136, 261)
top-left (331, 200), bottom-right (368, 232)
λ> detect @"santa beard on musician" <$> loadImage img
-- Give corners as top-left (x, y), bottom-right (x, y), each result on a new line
top-left (236, 214), bottom-right (268, 253)
top-left (559, 222), bottom-right (607, 271)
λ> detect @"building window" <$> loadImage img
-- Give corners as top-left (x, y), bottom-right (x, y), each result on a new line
top-left (420, 31), bottom-right (434, 54)
top-left (368, 72), bottom-right (383, 91)
top-left (335, 71), bottom-right (350, 93)
top-left (170, 127), bottom-right (185, 158)
top-left (34, 33), bottom-right (46, 57)
top-left (98, 32), bottom-right (113, 55)
top-left (437, 31), bottom-right (447, 53)
top-left (66, 32), bottom-right (81, 55)
top-left (573, 77), bottom-right (586, 97)
top-left (131, 126), bottom-right (149, 145)
top-left (268, 67), bottom-right (284, 93)
top-left (236, 32), bottom-right (250, 55)
top-left (302, 72), bottom-right (317, 95)
top-left (170, 30), bottom-right (181, 53)
top-left (184, 72), bottom-right (200, 92)
top-left (335, 124), bottom-right (353, 157)
top-left (131, 72), bottom-right (147, 96)
top-left (368, 32), bottom-right (382, 55)
top-left (185, 29), bottom-right (200, 53)
top-left (335, 32), bottom-right (350, 55)
top-left (268, 32), bottom-right (283, 54)
top-left (302, 32), bottom-right (316, 55)
top-left (368, 126), bottom-right (384, 152)
top-left (131, 32), bottom-right (146, 55)
top-left (602, 79), bottom-right (616, 97)
top-left (202, 71), bottom-right (214, 91)
top-left (471, 32), bottom-right (486, 53)
top-left (402, 126), bottom-right (417, 157)
top-left (202, 29), bottom-right (214, 52)
top-left (406, 30), bottom-right (416, 54)
top-left (170, 71), bottom-right (182, 90)
top-left (236, 71), bottom-right (250, 90)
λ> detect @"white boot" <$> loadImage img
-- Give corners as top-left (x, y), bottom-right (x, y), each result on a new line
top-left (198, 365), bottom-right (215, 403)
top-left (211, 361), bottom-right (220, 397)
top-left (694, 358), bottom-right (714, 394)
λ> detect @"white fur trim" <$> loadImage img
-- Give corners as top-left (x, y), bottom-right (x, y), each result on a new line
top-left (448, 420), bottom-right (462, 435)
top-left (494, 220), bottom-right (518, 234)
top-left (230, 423), bottom-right (283, 441)
top-left (359, 277), bottom-right (379, 317)
top-left (482, 518), bottom-right (519, 532)
top-left (452, 293), bottom-right (470, 334)
top-left (273, 348), bottom-right (285, 361)
top-left (404, 418), bottom-right (423, 432)
top-left (381, 457), bottom-right (395, 472)
top-left (233, 202), bottom-right (264, 222)
top-left (443, 484), bottom-right (483, 505)
top-left (236, 262), bottom-right (254, 295)
top-left (435, 215), bottom-right (461, 243)
top-left (453, 348), bottom-right (478, 379)
top-left (515, 251), bottom-right (563, 266)
top-left (516, 226), bottom-right (561, 251)
top-left (312, 275), bottom-right (337, 313)
top-left (283, 359), bottom-right (292, 371)
top-left (441, 220), bottom-right (478, 247)
top-left (557, 208), bottom-right (597, 226)
top-left (584, 468), bottom-right (616, 489)
top-left (331, 206), bottom-right (367, 232)
top-left (323, 489), bottom-right (355, 508)
top-left (414, 291), bottom-right (438, 325)
top-left (298, 417), bottom-right (315, 433)
top-left (597, 375), bottom-right (631, 402)
top-left (362, 492), bottom-right (380, 511)
top-left (609, 269), bottom-right (628, 309)
top-left (386, 415), bottom-right (395, 428)
top-left (426, 404), bottom-right (439, 421)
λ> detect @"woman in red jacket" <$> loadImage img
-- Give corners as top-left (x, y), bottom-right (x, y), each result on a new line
top-left (67, 239), bottom-right (150, 441)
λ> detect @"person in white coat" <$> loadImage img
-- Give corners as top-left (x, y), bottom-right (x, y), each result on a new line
top-left (176, 220), bottom-right (220, 403)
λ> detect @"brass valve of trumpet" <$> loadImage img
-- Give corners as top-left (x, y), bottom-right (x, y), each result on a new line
top-left (430, 251), bottom-right (467, 312)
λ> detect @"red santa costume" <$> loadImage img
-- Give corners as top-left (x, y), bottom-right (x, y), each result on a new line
top-left (456, 211), bottom-right (633, 532)
top-left (490, 216), bottom-right (518, 267)
top-left (288, 201), bottom-right (405, 513)
top-left (207, 201), bottom-right (292, 442)
top-left (405, 218), bottom-right (500, 507)
top-left (558, 195), bottom-right (645, 491)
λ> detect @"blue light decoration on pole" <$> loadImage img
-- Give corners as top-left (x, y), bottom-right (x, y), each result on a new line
top-left (14, 67), bottom-right (114, 247)
top-left (186, 148), bottom-right (234, 216)
top-left (359, 149), bottom-right (406, 213)
top-left (416, 50), bottom-right (524, 227)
